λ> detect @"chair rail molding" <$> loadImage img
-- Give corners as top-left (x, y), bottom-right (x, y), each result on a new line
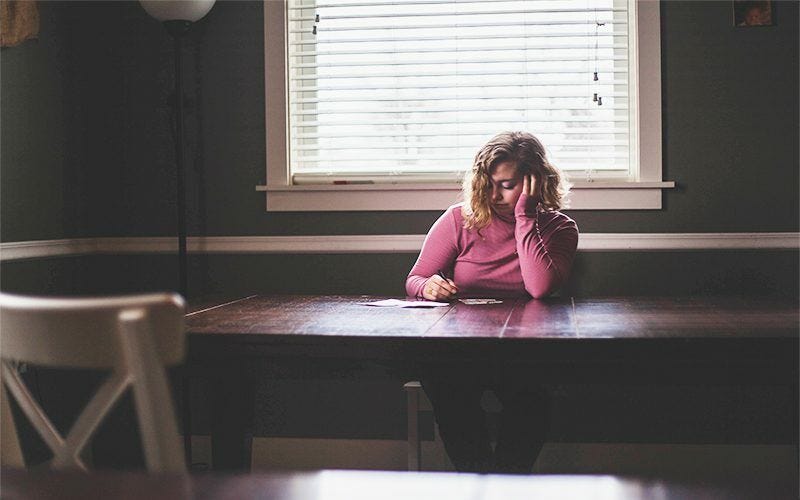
top-left (1, 233), bottom-right (798, 261)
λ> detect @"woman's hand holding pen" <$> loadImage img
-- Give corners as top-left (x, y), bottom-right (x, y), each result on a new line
top-left (422, 270), bottom-right (458, 302)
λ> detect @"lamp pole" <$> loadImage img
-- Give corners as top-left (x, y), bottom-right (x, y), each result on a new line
top-left (140, 3), bottom-right (214, 301)
top-left (167, 19), bottom-right (192, 468)
top-left (164, 21), bottom-right (192, 299)
top-left (140, 0), bottom-right (216, 469)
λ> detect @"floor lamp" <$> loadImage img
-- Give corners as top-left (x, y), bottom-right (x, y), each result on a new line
top-left (140, 0), bottom-right (216, 468)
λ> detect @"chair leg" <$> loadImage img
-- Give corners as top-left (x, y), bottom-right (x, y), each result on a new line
top-left (1, 380), bottom-right (24, 468)
top-left (182, 372), bottom-right (193, 466)
top-left (403, 381), bottom-right (421, 471)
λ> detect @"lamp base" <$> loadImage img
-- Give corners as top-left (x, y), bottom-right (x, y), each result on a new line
top-left (163, 20), bottom-right (193, 37)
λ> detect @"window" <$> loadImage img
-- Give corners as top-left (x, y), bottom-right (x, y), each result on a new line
top-left (262, 0), bottom-right (672, 211)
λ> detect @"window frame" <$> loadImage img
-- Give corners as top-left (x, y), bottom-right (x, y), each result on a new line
top-left (260, 0), bottom-right (673, 211)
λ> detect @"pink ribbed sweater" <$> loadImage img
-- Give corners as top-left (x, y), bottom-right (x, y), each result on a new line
top-left (406, 193), bottom-right (579, 299)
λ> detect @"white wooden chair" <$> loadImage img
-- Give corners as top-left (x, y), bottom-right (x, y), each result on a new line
top-left (0, 292), bottom-right (186, 472)
top-left (403, 380), bottom-right (430, 471)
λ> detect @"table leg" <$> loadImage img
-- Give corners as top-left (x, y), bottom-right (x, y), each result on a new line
top-left (210, 361), bottom-right (254, 472)
top-left (181, 371), bottom-right (193, 466)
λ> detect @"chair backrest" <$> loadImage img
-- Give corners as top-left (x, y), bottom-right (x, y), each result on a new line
top-left (0, 292), bottom-right (186, 473)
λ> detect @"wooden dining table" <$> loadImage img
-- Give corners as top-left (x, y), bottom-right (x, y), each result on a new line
top-left (3, 466), bottom-right (798, 500)
top-left (185, 295), bottom-right (799, 471)
top-left (6, 468), bottom-right (797, 500)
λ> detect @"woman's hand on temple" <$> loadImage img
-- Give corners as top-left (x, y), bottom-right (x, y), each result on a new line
top-left (422, 275), bottom-right (458, 302)
top-left (516, 174), bottom-right (540, 215)
top-left (522, 174), bottom-right (537, 197)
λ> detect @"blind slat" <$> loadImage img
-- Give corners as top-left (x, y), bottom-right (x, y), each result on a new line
top-left (288, 35), bottom-right (628, 46)
top-left (293, 127), bottom-right (630, 139)
top-left (292, 93), bottom-right (629, 103)
top-left (291, 0), bottom-right (596, 9)
top-left (289, 170), bottom-right (630, 186)
top-left (294, 132), bottom-right (631, 140)
top-left (289, 44), bottom-right (627, 59)
top-left (291, 79), bottom-right (629, 91)
top-left (294, 151), bottom-right (630, 162)
top-left (289, 36), bottom-right (628, 57)
top-left (291, 8), bottom-right (625, 21)
top-left (293, 140), bottom-right (630, 151)
top-left (290, 115), bottom-right (630, 126)
top-left (291, 56), bottom-right (628, 68)
top-left (290, 69), bottom-right (627, 80)
top-left (290, 19), bottom-right (625, 33)
top-left (292, 167), bottom-right (629, 175)
top-left (291, 104), bottom-right (629, 116)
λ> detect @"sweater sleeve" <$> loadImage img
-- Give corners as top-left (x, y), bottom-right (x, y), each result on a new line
top-left (405, 207), bottom-right (460, 298)
top-left (514, 193), bottom-right (579, 299)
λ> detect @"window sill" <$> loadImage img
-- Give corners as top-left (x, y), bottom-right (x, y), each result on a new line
top-left (256, 181), bottom-right (676, 212)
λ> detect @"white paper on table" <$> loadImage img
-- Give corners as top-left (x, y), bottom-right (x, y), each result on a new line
top-left (458, 298), bottom-right (503, 305)
top-left (357, 299), bottom-right (450, 308)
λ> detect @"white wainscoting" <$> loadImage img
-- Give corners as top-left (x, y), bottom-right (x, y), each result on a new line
top-left (1, 233), bottom-right (798, 261)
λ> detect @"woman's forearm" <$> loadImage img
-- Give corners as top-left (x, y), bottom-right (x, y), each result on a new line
top-left (515, 210), bottom-right (578, 298)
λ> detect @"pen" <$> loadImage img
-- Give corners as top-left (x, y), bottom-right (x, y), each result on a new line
top-left (437, 270), bottom-right (449, 282)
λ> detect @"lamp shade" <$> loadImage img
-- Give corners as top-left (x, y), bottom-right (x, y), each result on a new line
top-left (140, 0), bottom-right (215, 22)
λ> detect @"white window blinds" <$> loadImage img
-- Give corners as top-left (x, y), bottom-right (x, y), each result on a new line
top-left (286, 0), bottom-right (635, 183)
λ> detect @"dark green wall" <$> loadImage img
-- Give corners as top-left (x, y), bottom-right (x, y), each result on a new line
top-left (1, 1), bottom-right (798, 297)
top-left (0, 3), bottom-right (89, 241)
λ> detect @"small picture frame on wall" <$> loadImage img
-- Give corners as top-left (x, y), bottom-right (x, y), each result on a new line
top-left (733, 0), bottom-right (775, 27)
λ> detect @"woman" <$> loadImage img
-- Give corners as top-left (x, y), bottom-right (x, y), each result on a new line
top-left (405, 131), bottom-right (578, 473)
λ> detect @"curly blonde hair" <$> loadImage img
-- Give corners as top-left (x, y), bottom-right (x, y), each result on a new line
top-left (462, 131), bottom-right (570, 231)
